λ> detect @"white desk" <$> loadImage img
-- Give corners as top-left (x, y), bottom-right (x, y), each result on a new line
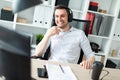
top-left (31, 59), bottom-right (120, 80)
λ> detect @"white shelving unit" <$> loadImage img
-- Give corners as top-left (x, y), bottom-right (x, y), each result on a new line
top-left (87, 0), bottom-right (120, 67)
top-left (0, 0), bottom-right (56, 44)
top-left (107, 18), bottom-right (120, 67)
top-left (0, 0), bottom-right (120, 67)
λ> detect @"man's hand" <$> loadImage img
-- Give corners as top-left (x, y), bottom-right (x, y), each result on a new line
top-left (80, 60), bottom-right (92, 69)
top-left (80, 56), bottom-right (95, 69)
top-left (45, 26), bottom-right (61, 37)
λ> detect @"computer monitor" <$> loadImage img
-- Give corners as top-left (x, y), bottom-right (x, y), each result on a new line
top-left (0, 26), bottom-right (31, 80)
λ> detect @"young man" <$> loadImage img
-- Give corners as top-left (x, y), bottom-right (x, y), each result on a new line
top-left (35, 5), bottom-right (95, 69)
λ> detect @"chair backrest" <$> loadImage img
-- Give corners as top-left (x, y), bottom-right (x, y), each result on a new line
top-left (71, 19), bottom-right (90, 37)
top-left (41, 19), bottom-right (91, 64)
top-left (71, 19), bottom-right (90, 64)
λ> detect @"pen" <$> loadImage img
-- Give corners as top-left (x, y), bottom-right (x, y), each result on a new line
top-left (59, 64), bottom-right (64, 73)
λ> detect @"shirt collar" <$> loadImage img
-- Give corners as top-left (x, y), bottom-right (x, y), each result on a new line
top-left (67, 26), bottom-right (77, 32)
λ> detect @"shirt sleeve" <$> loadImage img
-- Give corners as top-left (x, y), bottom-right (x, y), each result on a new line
top-left (79, 31), bottom-right (95, 59)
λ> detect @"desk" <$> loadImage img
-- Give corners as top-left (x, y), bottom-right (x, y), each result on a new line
top-left (31, 59), bottom-right (120, 80)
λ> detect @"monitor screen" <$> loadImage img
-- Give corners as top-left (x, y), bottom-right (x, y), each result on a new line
top-left (0, 26), bottom-right (31, 80)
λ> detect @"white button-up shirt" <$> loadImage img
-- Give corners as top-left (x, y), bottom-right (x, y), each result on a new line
top-left (46, 27), bottom-right (94, 64)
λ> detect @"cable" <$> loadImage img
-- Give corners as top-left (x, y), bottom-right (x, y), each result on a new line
top-left (100, 69), bottom-right (109, 80)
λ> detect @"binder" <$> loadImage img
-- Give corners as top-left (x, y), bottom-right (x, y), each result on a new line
top-left (33, 5), bottom-right (44, 27)
top-left (33, 5), bottom-right (53, 28)
top-left (98, 16), bottom-right (107, 36)
top-left (86, 12), bottom-right (95, 34)
top-left (92, 14), bottom-right (103, 35)
top-left (95, 15), bottom-right (103, 35)
top-left (92, 14), bottom-right (99, 35)
top-left (43, 6), bottom-right (53, 28)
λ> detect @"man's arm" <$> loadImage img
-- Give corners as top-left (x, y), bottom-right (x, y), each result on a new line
top-left (35, 34), bottom-right (50, 56)
top-left (79, 31), bottom-right (95, 69)
top-left (35, 26), bottom-right (60, 57)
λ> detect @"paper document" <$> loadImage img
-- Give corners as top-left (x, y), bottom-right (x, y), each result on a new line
top-left (45, 63), bottom-right (77, 80)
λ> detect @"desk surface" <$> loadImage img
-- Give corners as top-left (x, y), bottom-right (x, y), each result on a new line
top-left (31, 59), bottom-right (120, 80)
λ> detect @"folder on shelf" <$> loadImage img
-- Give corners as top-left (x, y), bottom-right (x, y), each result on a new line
top-left (92, 14), bottom-right (103, 35)
top-left (92, 14), bottom-right (98, 35)
top-left (95, 15), bottom-right (103, 35)
top-left (98, 16), bottom-right (107, 36)
top-left (45, 63), bottom-right (77, 80)
top-left (33, 5), bottom-right (44, 26)
top-left (86, 12), bottom-right (95, 34)
top-left (33, 5), bottom-right (52, 28)
top-left (43, 6), bottom-right (53, 28)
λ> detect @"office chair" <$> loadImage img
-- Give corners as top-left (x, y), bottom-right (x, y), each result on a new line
top-left (39, 19), bottom-right (91, 64)
top-left (72, 19), bottom-right (90, 64)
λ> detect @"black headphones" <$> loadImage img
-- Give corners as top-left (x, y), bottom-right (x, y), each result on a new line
top-left (53, 5), bottom-right (73, 22)
top-left (67, 8), bottom-right (73, 22)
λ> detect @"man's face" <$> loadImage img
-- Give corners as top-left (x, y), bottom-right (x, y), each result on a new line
top-left (54, 9), bottom-right (69, 29)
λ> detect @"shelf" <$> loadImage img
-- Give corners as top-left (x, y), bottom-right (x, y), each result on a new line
top-left (72, 9), bottom-right (84, 14)
top-left (0, 19), bottom-right (14, 29)
top-left (16, 22), bottom-right (49, 29)
top-left (112, 39), bottom-right (120, 42)
top-left (108, 56), bottom-right (120, 60)
top-left (41, 4), bottom-right (53, 7)
top-left (94, 52), bottom-right (105, 56)
top-left (4, 0), bottom-right (13, 2)
top-left (1, 0), bottom-right (13, 2)
top-left (0, 19), bottom-right (13, 24)
top-left (88, 10), bottom-right (115, 17)
top-left (88, 34), bottom-right (110, 39)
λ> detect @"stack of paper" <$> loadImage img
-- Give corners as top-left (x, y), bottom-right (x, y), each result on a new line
top-left (45, 63), bottom-right (77, 80)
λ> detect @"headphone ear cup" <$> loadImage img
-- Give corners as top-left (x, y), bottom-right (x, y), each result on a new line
top-left (68, 13), bottom-right (73, 22)
top-left (68, 9), bottom-right (73, 22)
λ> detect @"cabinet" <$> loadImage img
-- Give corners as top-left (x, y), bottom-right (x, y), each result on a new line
top-left (0, 0), bottom-right (120, 67)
